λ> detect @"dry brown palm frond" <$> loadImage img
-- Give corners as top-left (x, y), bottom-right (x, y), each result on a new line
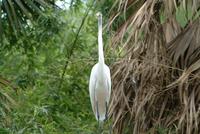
top-left (167, 19), bottom-right (200, 68)
top-left (108, 0), bottom-right (200, 134)
top-left (162, 17), bottom-right (182, 43)
top-left (166, 19), bottom-right (200, 133)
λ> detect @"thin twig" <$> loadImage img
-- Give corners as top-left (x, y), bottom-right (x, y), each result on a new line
top-left (58, 0), bottom-right (95, 89)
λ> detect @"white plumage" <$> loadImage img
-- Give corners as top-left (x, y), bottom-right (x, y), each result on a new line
top-left (89, 12), bottom-right (111, 122)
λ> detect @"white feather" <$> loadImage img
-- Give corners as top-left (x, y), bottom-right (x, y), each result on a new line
top-left (89, 12), bottom-right (111, 121)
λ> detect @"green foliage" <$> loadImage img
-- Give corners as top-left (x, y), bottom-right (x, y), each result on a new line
top-left (0, 0), bottom-right (105, 133)
top-left (0, 0), bottom-right (54, 37)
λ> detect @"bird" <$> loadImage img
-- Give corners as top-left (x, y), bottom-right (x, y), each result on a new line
top-left (89, 12), bottom-right (111, 124)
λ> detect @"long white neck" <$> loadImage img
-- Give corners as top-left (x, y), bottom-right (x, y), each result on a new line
top-left (98, 14), bottom-right (105, 64)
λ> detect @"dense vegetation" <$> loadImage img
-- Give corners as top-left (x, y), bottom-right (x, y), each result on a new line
top-left (0, 0), bottom-right (114, 133)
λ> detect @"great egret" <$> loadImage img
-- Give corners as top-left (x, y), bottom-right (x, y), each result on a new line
top-left (89, 12), bottom-right (111, 123)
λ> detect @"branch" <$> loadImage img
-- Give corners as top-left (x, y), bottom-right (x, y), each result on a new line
top-left (58, 0), bottom-right (95, 89)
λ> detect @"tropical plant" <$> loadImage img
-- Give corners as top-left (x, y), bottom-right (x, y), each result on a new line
top-left (0, 0), bottom-right (54, 33)
top-left (108, 0), bottom-right (200, 134)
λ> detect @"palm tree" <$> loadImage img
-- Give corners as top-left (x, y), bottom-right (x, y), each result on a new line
top-left (108, 0), bottom-right (200, 134)
top-left (0, 0), bottom-right (55, 36)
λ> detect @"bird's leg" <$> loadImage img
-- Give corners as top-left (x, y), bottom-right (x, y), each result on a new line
top-left (96, 101), bottom-right (103, 133)
top-left (104, 101), bottom-right (113, 134)
top-left (105, 101), bottom-right (108, 121)
top-left (96, 101), bottom-right (101, 130)
top-left (109, 122), bottom-right (113, 134)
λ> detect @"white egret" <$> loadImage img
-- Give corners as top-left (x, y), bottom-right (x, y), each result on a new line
top-left (89, 12), bottom-right (111, 123)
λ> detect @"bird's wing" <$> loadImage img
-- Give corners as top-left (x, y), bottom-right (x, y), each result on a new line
top-left (89, 65), bottom-right (97, 115)
top-left (105, 65), bottom-right (111, 102)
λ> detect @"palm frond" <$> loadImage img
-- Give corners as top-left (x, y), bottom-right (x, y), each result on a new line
top-left (108, 0), bottom-right (200, 133)
top-left (0, 0), bottom-right (54, 36)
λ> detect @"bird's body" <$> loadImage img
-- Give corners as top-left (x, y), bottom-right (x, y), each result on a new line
top-left (89, 63), bottom-right (111, 121)
top-left (89, 12), bottom-right (111, 122)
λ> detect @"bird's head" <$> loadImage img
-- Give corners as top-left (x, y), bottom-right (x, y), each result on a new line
top-left (96, 12), bottom-right (102, 18)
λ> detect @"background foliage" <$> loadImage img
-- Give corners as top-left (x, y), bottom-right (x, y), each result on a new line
top-left (0, 0), bottom-right (114, 133)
